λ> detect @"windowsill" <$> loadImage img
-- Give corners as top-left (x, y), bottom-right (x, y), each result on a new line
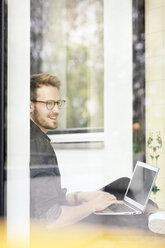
top-left (48, 132), bottom-right (104, 149)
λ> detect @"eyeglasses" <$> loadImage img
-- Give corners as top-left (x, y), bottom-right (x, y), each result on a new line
top-left (31, 99), bottom-right (66, 110)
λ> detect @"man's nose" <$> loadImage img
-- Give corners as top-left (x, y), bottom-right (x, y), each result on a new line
top-left (52, 103), bottom-right (60, 114)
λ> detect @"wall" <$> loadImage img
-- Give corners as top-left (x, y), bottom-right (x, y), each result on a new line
top-left (145, 0), bottom-right (165, 208)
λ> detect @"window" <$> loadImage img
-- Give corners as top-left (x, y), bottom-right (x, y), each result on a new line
top-left (29, 0), bottom-right (133, 193)
top-left (6, 0), bottom-right (133, 241)
top-left (31, 0), bottom-right (104, 132)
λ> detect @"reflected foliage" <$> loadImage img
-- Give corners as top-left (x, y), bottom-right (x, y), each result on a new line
top-left (30, 0), bottom-right (43, 74)
top-left (30, 0), bottom-right (104, 129)
top-left (133, 0), bottom-right (145, 154)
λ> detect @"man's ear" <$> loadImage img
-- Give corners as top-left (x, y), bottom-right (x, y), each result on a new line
top-left (30, 101), bottom-right (34, 113)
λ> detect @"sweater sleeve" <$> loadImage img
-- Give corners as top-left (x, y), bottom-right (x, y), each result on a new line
top-left (30, 136), bottom-right (67, 222)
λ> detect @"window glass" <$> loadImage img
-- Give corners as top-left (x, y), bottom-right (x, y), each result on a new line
top-left (30, 0), bottom-right (104, 130)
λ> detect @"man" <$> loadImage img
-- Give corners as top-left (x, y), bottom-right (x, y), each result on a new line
top-left (30, 73), bottom-right (122, 227)
top-left (30, 73), bottom-right (161, 230)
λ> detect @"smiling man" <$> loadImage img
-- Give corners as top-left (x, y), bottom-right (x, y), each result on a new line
top-left (30, 73), bottom-right (121, 227)
top-left (30, 73), bottom-right (160, 229)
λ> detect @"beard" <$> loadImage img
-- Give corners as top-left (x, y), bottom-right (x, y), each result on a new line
top-left (31, 106), bottom-right (58, 132)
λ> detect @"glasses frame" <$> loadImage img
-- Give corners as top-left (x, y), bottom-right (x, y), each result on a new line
top-left (31, 99), bottom-right (66, 110)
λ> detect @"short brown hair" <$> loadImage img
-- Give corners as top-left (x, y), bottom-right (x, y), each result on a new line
top-left (30, 73), bottom-right (61, 100)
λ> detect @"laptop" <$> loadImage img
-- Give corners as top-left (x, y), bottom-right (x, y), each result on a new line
top-left (95, 161), bottom-right (159, 215)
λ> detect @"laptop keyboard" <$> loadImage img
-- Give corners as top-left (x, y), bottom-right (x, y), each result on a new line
top-left (108, 204), bottom-right (134, 213)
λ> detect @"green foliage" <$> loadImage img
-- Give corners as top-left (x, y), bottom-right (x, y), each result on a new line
top-left (65, 0), bottom-right (104, 128)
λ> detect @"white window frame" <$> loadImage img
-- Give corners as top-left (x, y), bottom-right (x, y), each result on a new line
top-left (49, 131), bottom-right (104, 144)
top-left (7, 0), bottom-right (30, 244)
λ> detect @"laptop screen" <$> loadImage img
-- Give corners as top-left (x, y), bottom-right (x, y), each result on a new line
top-left (126, 165), bottom-right (157, 206)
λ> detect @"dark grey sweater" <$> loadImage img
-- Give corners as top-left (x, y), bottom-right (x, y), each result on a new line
top-left (30, 120), bottom-right (67, 222)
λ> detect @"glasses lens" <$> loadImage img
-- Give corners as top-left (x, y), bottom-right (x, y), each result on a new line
top-left (46, 100), bottom-right (66, 110)
top-left (59, 100), bottom-right (65, 108)
top-left (46, 100), bottom-right (54, 110)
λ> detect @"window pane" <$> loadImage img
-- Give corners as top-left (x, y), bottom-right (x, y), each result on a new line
top-left (30, 0), bottom-right (104, 130)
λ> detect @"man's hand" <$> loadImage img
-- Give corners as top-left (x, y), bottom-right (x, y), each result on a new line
top-left (76, 191), bottom-right (107, 203)
top-left (67, 191), bottom-right (123, 211)
top-left (66, 191), bottom-right (108, 205)
top-left (87, 191), bottom-right (123, 212)
top-left (49, 192), bottom-right (123, 228)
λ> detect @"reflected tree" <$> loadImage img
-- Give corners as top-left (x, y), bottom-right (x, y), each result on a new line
top-left (30, 0), bottom-right (104, 129)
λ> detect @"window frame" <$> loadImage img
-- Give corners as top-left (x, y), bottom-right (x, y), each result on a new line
top-left (48, 127), bottom-right (104, 148)
top-left (7, 0), bottom-right (30, 242)
top-left (0, 0), bottom-right (5, 217)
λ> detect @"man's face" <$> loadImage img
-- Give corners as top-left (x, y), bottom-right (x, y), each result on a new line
top-left (30, 85), bottom-right (60, 133)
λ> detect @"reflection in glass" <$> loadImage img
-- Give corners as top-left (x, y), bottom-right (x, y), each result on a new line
top-left (31, 0), bottom-right (104, 130)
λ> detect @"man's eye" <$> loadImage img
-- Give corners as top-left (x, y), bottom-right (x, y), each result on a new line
top-left (47, 101), bottom-right (53, 106)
